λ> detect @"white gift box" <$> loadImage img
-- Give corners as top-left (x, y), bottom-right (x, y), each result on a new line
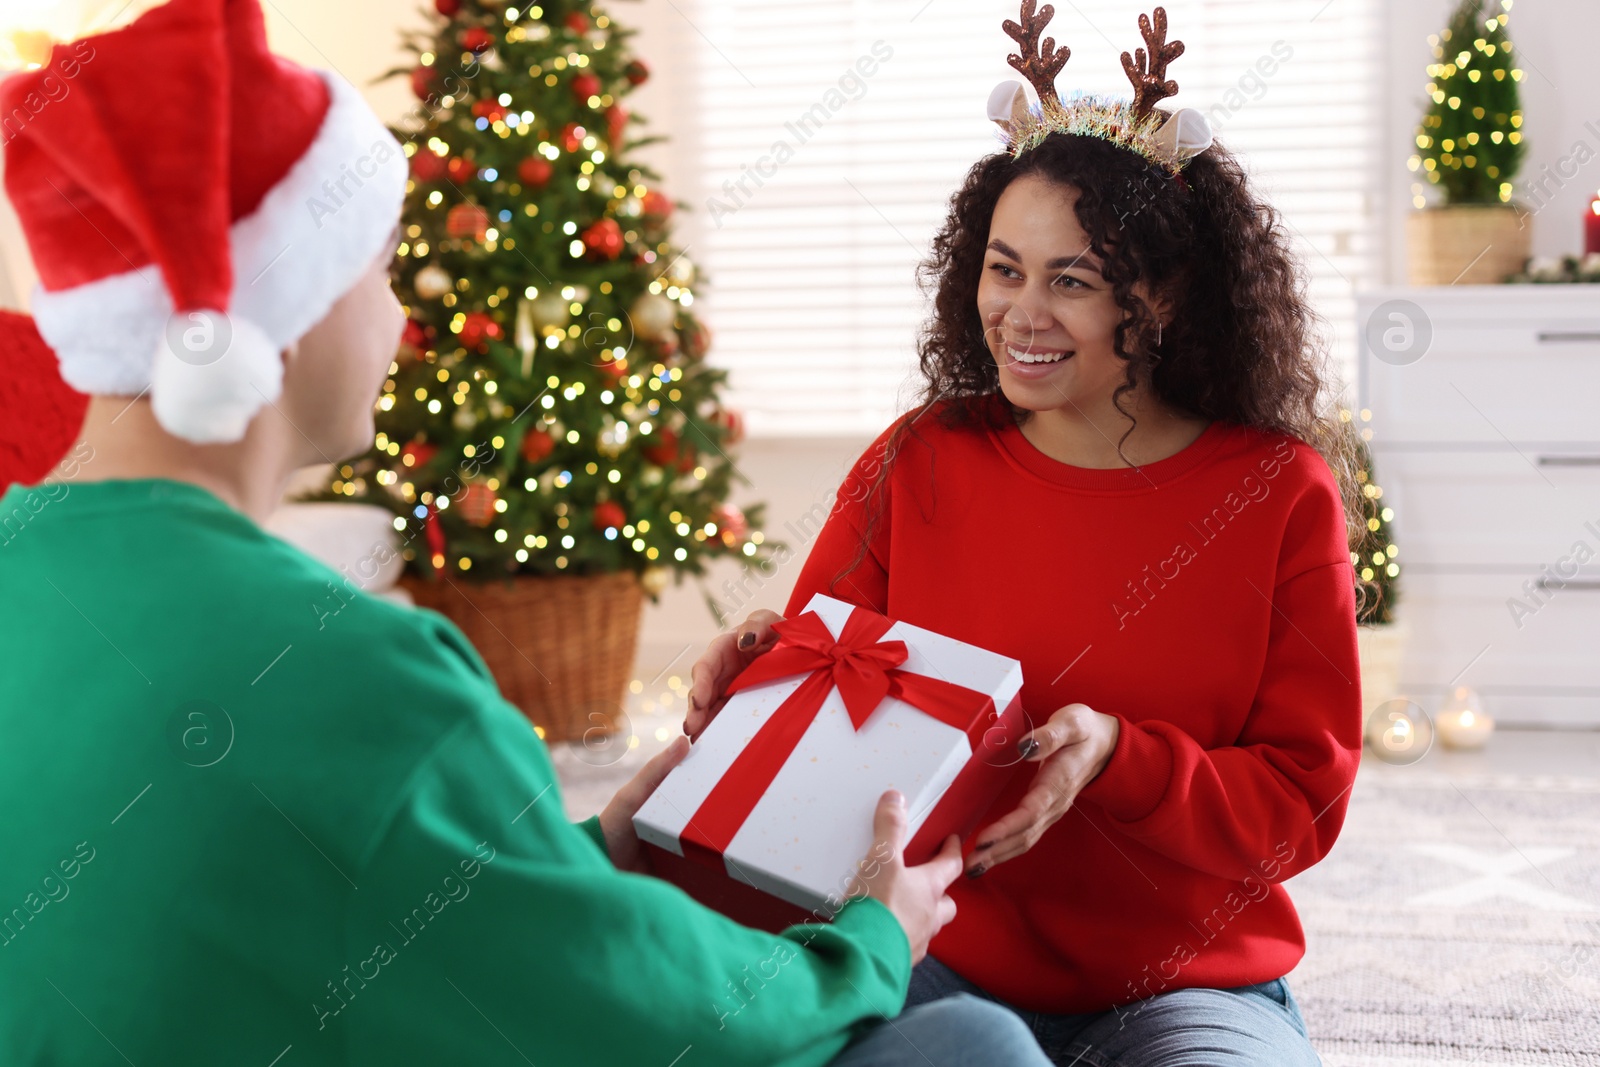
top-left (633, 593), bottom-right (1027, 927)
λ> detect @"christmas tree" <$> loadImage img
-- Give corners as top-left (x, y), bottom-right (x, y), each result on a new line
top-left (1346, 410), bottom-right (1400, 626)
top-left (1409, 0), bottom-right (1525, 206)
top-left (325, 0), bottom-right (772, 593)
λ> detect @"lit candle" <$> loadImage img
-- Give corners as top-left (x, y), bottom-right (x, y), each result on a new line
top-left (1435, 686), bottom-right (1494, 751)
top-left (1586, 193), bottom-right (1600, 257)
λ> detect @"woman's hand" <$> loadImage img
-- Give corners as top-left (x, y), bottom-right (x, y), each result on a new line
top-left (684, 609), bottom-right (784, 740)
top-left (965, 703), bottom-right (1121, 877)
top-left (597, 734), bottom-right (691, 872)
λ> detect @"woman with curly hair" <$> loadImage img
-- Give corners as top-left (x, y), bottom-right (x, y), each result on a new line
top-left (688, 6), bottom-right (1368, 1064)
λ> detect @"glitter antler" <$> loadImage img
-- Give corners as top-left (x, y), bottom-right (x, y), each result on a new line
top-left (1120, 7), bottom-right (1185, 119)
top-left (1002, 0), bottom-right (1070, 109)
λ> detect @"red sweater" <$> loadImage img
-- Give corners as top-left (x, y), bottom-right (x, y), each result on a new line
top-left (784, 398), bottom-right (1363, 1014)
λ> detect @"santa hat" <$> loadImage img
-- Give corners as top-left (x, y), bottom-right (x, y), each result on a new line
top-left (0, 310), bottom-right (87, 489)
top-left (0, 0), bottom-right (407, 444)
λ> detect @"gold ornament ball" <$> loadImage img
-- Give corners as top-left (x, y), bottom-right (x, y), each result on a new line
top-left (414, 264), bottom-right (453, 300)
top-left (640, 566), bottom-right (670, 596)
top-left (630, 292), bottom-right (676, 341)
top-left (527, 290), bottom-right (570, 328)
top-left (665, 255), bottom-right (696, 287)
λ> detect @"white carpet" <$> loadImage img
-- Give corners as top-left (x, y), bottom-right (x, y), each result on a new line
top-left (1287, 772), bottom-right (1600, 1065)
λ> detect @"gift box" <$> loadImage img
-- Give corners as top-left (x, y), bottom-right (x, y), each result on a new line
top-left (633, 593), bottom-right (1028, 931)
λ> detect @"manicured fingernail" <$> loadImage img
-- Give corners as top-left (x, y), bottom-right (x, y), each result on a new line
top-left (966, 864), bottom-right (988, 879)
top-left (737, 631), bottom-right (756, 649)
top-left (1016, 737), bottom-right (1041, 759)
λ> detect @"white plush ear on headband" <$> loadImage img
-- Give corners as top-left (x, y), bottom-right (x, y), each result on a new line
top-left (987, 81), bottom-right (1032, 136)
top-left (1152, 107), bottom-right (1214, 163)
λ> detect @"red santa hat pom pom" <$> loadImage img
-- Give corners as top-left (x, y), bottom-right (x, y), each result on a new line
top-left (149, 311), bottom-right (283, 443)
top-left (0, 310), bottom-right (87, 489)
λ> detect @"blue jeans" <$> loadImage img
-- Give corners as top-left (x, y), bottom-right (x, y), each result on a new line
top-left (903, 956), bottom-right (1320, 1066)
top-left (829, 992), bottom-right (1053, 1066)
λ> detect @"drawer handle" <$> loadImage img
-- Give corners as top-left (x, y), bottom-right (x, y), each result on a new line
top-left (1537, 331), bottom-right (1600, 343)
top-left (1536, 455), bottom-right (1600, 466)
top-left (1536, 578), bottom-right (1600, 591)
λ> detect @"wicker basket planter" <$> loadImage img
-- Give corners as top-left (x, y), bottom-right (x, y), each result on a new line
top-left (1406, 205), bottom-right (1530, 285)
top-left (401, 571), bottom-right (643, 742)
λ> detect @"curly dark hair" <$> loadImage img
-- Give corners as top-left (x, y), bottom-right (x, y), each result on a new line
top-left (835, 129), bottom-right (1384, 621)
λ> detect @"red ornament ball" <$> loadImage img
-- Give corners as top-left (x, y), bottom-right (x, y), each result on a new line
top-left (460, 27), bottom-right (494, 53)
top-left (471, 99), bottom-right (507, 123)
top-left (402, 440), bottom-right (439, 470)
top-left (560, 122), bottom-right (586, 153)
top-left (640, 189), bottom-right (673, 218)
top-left (718, 408), bottom-right (745, 445)
top-left (457, 482), bottom-right (499, 527)
top-left (401, 319), bottom-right (432, 351)
top-left (605, 104), bottom-right (628, 148)
top-left (425, 512), bottom-right (447, 568)
top-left (434, 0), bottom-right (460, 15)
top-left (564, 11), bottom-right (591, 34)
top-left (624, 59), bottom-right (650, 86)
top-left (581, 217), bottom-right (624, 260)
top-left (446, 155), bottom-right (477, 183)
top-left (571, 72), bottom-right (601, 103)
top-left (409, 149), bottom-right (447, 183)
top-left (517, 156), bottom-right (553, 189)
top-left (593, 501), bottom-right (627, 531)
top-left (641, 428), bottom-right (680, 467)
top-left (446, 202), bottom-right (489, 242)
top-left (682, 319), bottom-right (712, 361)
top-left (714, 504), bottom-right (749, 546)
top-left (458, 311), bottom-right (503, 350)
top-left (520, 428), bottom-right (556, 464)
top-left (675, 441), bottom-right (698, 473)
top-left (410, 66), bottom-right (437, 101)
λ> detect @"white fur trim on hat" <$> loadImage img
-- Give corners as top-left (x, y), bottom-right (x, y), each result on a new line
top-left (29, 71), bottom-right (407, 441)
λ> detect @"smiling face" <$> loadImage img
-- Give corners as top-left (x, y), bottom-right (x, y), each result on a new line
top-left (977, 173), bottom-right (1167, 418)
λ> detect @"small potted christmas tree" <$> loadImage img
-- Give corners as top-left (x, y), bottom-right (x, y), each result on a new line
top-left (323, 0), bottom-right (773, 740)
top-left (1346, 410), bottom-right (1408, 721)
top-left (1405, 0), bottom-right (1528, 284)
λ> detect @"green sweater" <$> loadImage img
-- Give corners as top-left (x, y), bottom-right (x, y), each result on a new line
top-left (0, 477), bottom-right (908, 1066)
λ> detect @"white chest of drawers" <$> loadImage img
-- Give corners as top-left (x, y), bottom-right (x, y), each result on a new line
top-left (1357, 285), bottom-right (1600, 728)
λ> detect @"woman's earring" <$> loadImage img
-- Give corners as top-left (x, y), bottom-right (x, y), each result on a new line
top-left (1156, 319), bottom-right (1163, 347)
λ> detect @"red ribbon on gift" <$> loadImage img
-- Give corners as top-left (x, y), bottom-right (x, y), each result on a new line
top-left (680, 606), bottom-right (998, 866)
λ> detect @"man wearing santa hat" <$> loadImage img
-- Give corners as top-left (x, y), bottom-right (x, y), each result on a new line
top-left (0, 1), bottom-right (1050, 1064)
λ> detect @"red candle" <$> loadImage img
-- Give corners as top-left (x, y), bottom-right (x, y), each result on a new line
top-left (1587, 193), bottom-right (1600, 256)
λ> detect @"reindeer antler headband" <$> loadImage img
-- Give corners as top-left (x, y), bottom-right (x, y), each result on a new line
top-left (987, 2), bottom-right (1214, 178)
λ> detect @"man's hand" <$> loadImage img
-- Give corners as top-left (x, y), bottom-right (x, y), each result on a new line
top-left (846, 791), bottom-right (963, 964)
top-left (964, 703), bottom-right (1120, 877)
top-left (685, 609), bottom-right (784, 740)
top-left (597, 735), bottom-right (690, 872)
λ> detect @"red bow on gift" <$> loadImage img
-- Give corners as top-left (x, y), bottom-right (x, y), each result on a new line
top-left (681, 606), bottom-right (998, 865)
